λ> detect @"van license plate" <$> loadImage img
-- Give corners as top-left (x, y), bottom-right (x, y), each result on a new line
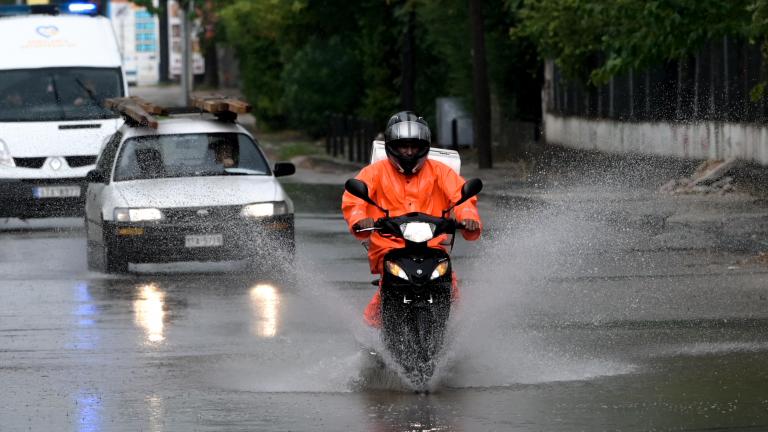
top-left (185, 234), bottom-right (223, 248)
top-left (32, 186), bottom-right (81, 198)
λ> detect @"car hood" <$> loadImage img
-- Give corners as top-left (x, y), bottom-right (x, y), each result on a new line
top-left (114, 176), bottom-right (280, 208)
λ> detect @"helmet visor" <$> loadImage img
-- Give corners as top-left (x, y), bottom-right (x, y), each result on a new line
top-left (385, 121), bottom-right (431, 143)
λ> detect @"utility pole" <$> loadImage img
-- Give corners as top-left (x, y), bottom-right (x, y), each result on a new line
top-left (469, 0), bottom-right (492, 169)
top-left (180, 0), bottom-right (193, 106)
top-left (158, 0), bottom-right (170, 83)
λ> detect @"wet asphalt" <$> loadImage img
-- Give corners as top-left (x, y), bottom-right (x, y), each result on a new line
top-left (3, 161), bottom-right (768, 431)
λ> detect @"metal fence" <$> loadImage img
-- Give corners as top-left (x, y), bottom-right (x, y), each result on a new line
top-left (549, 37), bottom-right (768, 123)
top-left (326, 114), bottom-right (379, 164)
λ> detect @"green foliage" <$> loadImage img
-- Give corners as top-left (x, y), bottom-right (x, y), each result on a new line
top-left (216, 0), bottom-right (540, 133)
top-left (281, 36), bottom-right (363, 136)
top-left (516, 0), bottom-right (753, 85)
top-left (275, 140), bottom-right (321, 160)
top-left (219, 0), bottom-right (293, 127)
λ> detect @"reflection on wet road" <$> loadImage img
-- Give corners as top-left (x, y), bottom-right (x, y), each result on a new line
top-left (249, 283), bottom-right (280, 338)
top-left (135, 283), bottom-right (166, 344)
top-left (2, 181), bottom-right (768, 430)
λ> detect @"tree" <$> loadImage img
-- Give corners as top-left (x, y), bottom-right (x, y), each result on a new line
top-left (469, 0), bottom-right (492, 169)
top-left (515, 0), bottom-right (754, 85)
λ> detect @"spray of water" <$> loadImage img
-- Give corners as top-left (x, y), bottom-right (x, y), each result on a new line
top-left (237, 157), bottom-right (674, 392)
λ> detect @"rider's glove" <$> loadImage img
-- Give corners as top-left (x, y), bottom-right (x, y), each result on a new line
top-left (353, 217), bottom-right (375, 231)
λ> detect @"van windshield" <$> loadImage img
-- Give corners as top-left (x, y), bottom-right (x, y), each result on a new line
top-left (0, 67), bottom-right (123, 122)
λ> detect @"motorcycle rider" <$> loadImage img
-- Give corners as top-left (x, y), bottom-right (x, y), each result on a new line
top-left (342, 111), bottom-right (482, 328)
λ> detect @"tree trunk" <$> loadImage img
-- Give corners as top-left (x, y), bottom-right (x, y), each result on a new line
top-left (204, 42), bottom-right (219, 88)
top-left (401, 9), bottom-right (416, 111)
top-left (469, 0), bottom-right (492, 169)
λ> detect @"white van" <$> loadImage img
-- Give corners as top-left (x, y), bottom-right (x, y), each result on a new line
top-left (0, 8), bottom-right (127, 218)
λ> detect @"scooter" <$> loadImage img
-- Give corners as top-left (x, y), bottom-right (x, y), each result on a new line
top-left (345, 177), bottom-right (483, 388)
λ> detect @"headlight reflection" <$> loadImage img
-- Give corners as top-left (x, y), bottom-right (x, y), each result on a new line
top-left (249, 284), bottom-right (281, 338)
top-left (134, 283), bottom-right (166, 344)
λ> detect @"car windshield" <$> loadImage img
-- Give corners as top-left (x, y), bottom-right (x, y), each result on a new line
top-left (113, 133), bottom-right (271, 181)
top-left (0, 67), bottom-right (123, 122)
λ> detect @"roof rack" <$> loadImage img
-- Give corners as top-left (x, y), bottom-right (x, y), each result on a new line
top-left (191, 96), bottom-right (252, 121)
top-left (103, 97), bottom-right (167, 129)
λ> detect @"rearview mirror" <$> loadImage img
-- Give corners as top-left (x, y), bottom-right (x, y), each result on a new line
top-left (86, 169), bottom-right (106, 183)
top-left (273, 162), bottom-right (295, 177)
top-left (442, 178), bottom-right (483, 217)
top-left (458, 178), bottom-right (483, 205)
top-left (344, 179), bottom-right (375, 206)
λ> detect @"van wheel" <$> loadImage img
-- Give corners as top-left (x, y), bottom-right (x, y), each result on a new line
top-left (86, 241), bottom-right (100, 271)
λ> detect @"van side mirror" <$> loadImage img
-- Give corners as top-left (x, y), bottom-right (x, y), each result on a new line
top-left (86, 169), bottom-right (106, 183)
top-left (273, 162), bottom-right (295, 177)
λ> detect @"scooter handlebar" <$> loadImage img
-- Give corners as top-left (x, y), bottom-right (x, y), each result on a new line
top-left (353, 215), bottom-right (465, 235)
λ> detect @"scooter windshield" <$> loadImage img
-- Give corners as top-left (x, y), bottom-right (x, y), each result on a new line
top-left (400, 222), bottom-right (436, 243)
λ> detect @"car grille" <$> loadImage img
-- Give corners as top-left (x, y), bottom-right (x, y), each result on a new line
top-left (12, 156), bottom-right (97, 169)
top-left (13, 157), bottom-right (46, 169)
top-left (162, 205), bottom-right (243, 224)
top-left (65, 156), bottom-right (97, 168)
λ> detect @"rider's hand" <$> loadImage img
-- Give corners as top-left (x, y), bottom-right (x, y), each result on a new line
top-left (461, 219), bottom-right (480, 231)
top-left (353, 218), bottom-right (375, 231)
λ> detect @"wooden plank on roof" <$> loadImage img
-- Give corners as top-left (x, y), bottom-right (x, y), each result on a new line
top-left (103, 97), bottom-right (159, 129)
top-left (191, 96), bottom-right (252, 116)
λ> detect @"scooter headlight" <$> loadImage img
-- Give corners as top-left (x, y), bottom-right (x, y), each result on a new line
top-left (385, 261), bottom-right (409, 281)
top-left (400, 222), bottom-right (436, 243)
top-left (430, 261), bottom-right (449, 280)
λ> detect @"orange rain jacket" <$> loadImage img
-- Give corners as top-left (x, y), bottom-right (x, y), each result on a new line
top-left (342, 158), bottom-right (482, 274)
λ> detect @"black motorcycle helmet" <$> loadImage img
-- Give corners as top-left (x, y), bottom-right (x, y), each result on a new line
top-left (383, 111), bottom-right (431, 175)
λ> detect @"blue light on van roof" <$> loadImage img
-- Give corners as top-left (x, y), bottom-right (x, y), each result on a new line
top-left (0, 2), bottom-right (100, 17)
top-left (67, 3), bottom-right (97, 14)
top-left (0, 5), bottom-right (32, 16)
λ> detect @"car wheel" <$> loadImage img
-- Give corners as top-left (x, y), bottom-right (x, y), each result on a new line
top-left (104, 244), bottom-right (129, 274)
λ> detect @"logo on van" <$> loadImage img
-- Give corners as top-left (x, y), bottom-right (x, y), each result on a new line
top-left (36, 26), bottom-right (59, 39)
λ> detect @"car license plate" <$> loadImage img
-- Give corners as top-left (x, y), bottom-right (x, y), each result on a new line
top-left (185, 234), bottom-right (223, 248)
top-left (32, 186), bottom-right (81, 199)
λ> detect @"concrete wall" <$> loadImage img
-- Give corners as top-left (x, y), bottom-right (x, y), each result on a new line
top-left (544, 113), bottom-right (768, 165)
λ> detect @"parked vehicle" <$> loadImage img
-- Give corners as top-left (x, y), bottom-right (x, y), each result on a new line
top-left (84, 97), bottom-right (295, 273)
top-left (345, 177), bottom-right (483, 389)
top-left (0, 2), bottom-right (127, 218)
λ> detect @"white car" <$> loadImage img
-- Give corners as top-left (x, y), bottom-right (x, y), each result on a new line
top-left (84, 113), bottom-right (295, 273)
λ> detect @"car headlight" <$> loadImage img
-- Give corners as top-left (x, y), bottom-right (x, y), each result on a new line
top-left (0, 139), bottom-right (15, 167)
top-left (241, 201), bottom-right (289, 218)
top-left (114, 207), bottom-right (164, 222)
top-left (385, 261), bottom-right (409, 281)
top-left (431, 261), bottom-right (449, 280)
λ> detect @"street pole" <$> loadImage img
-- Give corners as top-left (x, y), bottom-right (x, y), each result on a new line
top-left (180, 0), bottom-right (194, 106)
top-left (159, 0), bottom-right (170, 83)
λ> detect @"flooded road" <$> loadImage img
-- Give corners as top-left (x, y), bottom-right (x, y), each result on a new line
top-left (2, 178), bottom-right (768, 431)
